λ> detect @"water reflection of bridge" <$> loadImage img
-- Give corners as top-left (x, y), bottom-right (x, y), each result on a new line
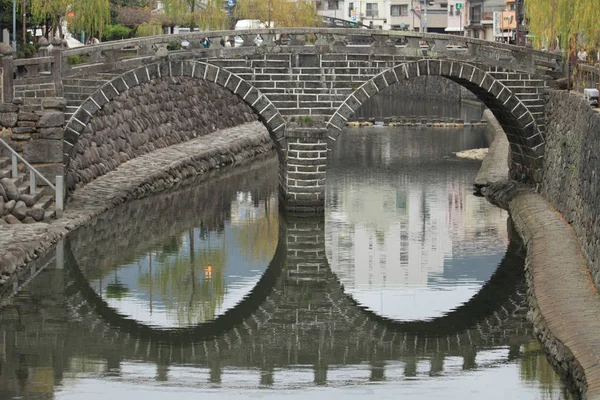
top-left (0, 157), bottom-right (531, 395)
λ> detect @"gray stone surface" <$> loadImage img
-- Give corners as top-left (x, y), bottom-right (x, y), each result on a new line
top-left (474, 109), bottom-right (510, 188)
top-left (67, 77), bottom-right (257, 191)
top-left (24, 139), bottom-right (63, 163)
top-left (27, 205), bottom-right (45, 221)
top-left (3, 214), bottom-right (21, 224)
top-left (0, 113), bottom-right (18, 128)
top-left (11, 201), bottom-right (27, 220)
top-left (42, 97), bottom-right (68, 110)
top-left (3, 199), bottom-right (15, 215)
top-left (34, 127), bottom-right (63, 140)
top-left (36, 112), bottom-right (64, 128)
top-left (0, 178), bottom-right (20, 201)
top-left (539, 90), bottom-right (600, 291)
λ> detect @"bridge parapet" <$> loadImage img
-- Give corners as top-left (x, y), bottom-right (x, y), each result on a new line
top-left (5, 29), bottom-right (564, 87)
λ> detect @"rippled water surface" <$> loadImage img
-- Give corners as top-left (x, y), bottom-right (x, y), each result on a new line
top-left (0, 116), bottom-right (573, 399)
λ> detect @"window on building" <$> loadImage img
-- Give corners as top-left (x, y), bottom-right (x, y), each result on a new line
top-left (348, 2), bottom-right (354, 17)
top-left (470, 5), bottom-right (481, 23)
top-left (449, 4), bottom-right (453, 15)
top-left (328, 0), bottom-right (339, 10)
top-left (366, 3), bottom-right (379, 18)
top-left (390, 4), bottom-right (408, 16)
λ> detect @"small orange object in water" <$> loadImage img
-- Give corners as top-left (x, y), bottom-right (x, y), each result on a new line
top-left (204, 265), bottom-right (212, 279)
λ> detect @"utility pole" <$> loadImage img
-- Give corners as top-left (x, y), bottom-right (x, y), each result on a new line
top-left (12, 0), bottom-right (16, 53)
top-left (21, 0), bottom-right (26, 45)
top-left (515, 0), bottom-right (523, 46)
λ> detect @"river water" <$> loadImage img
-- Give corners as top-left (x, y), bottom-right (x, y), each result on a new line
top-left (0, 104), bottom-right (573, 399)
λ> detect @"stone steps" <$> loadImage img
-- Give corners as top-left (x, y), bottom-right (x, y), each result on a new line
top-left (62, 77), bottom-right (110, 120)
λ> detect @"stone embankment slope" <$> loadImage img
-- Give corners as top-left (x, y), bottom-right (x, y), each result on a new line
top-left (0, 121), bottom-right (273, 295)
top-left (479, 100), bottom-right (600, 398)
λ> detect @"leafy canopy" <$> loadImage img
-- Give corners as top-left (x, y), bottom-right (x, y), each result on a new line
top-left (234, 0), bottom-right (320, 28)
top-left (525, 0), bottom-right (600, 53)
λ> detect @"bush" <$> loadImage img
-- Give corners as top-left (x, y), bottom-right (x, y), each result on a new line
top-left (67, 55), bottom-right (89, 65)
top-left (102, 24), bottom-right (133, 42)
top-left (167, 40), bottom-right (182, 51)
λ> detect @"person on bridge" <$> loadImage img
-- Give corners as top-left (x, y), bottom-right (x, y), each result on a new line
top-left (201, 37), bottom-right (211, 48)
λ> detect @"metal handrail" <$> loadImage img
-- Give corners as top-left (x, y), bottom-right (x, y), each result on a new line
top-left (0, 137), bottom-right (64, 217)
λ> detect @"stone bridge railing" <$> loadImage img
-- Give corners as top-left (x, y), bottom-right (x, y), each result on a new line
top-left (3, 29), bottom-right (564, 90)
top-left (574, 62), bottom-right (600, 92)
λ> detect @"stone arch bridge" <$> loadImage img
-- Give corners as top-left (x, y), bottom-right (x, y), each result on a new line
top-left (8, 29), bottom-right (564, 213)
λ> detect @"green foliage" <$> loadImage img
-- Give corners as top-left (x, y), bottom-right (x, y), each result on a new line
top-left (525, 0), bottom-right (600, 56)
top-left (135, 20), bottom-right (164, 37)
top-left (102, 24), bottom-right (133, 41)
top-left (67, 55), bottom-right (89, 65)
top-left (235, 0), bottom-right (320, 28)
top-left (167, 40), bottom-right (182, 51)
top-left (298, 115), bottom-right (313, 123)
top-left (16, 34), bottom-right (41, 58)
top-left (159, 0), bottom-right (228, 30)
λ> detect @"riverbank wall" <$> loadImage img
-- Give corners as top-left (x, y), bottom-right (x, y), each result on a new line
top-left (538, 90), bottom-right (600, 291)
top-left (480, 90), bottom-right (600, 399)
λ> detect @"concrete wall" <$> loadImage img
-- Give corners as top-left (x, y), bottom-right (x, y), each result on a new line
top-left (66, 76), bottom-right (258, 191)
top-left (539, 90), bottom-right (600, 289)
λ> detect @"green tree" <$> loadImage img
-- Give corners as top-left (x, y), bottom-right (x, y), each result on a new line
top-left (29, 0), bottom-right (71, 39)
top-left (69, 0), bottom-right (111, 41)
top-left (234, 0), bottom-right (320, 28)
top-left (525, 0), bottom-right (600, 55)
top-left (160, 0), bottom-right (227, 30)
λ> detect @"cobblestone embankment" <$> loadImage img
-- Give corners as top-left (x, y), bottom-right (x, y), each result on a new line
top-left (0, 121), bottom-right (273, 297)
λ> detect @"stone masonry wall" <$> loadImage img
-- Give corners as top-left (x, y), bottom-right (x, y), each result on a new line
top-left (66, 76), bottom-right (257, 191)
top-left (539, 90), bottom-right (600, 290)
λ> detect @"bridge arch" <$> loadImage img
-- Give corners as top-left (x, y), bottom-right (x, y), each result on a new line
top-left (327, 59), bottom-right (544, 182)
top-left (64, 209), bottom-right (525, 346)
top-left (62, 60), bottom-right (288, 172)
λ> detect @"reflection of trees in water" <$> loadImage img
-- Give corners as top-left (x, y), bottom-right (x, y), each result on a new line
top-left (519, 340), bottom-right (574, 400)
top-left (232, 194), bottom-right (278, 265)
top-left (137, 231), bottom-right (227, 326)
top-left (132, 193), bottom-right (278, 326)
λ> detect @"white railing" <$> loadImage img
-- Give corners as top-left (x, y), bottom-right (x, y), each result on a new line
top-left (0, 138), bottom-right (64, 218)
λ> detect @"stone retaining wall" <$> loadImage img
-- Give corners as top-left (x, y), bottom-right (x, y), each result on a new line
top-left (66, 76), bottom-right (258, 191)
top-left (539, 90), bottom-right (600, 290)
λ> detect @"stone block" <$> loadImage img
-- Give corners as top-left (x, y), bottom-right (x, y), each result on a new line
top-left (0, 113), bottom-right (18, 127)
top-left (122, 71), bottom-right (138, 89)
top-left (0, 104), bottom-right (19, 113)
top-left (17, 112), bottom-right (40, 121)
top-left (23, 139), bottom-right (63, 163)
top-left (0, 178), bottom-right (19, 201)
top-left (42, 97), bottom-right (67, 111)
top-left (12, 126), bottom-right (36, 134)
top-left (34, 127), bottom-right (63, 140)
top-left (36, 112), bottom-right (64, 128)
top-left (17, 121), bottom-right (36, 127)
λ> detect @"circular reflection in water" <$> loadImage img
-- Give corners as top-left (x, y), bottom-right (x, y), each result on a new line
top-left (326, 126), bottom-right (509, 321)
top-left (68, 156), bottom-right (280, 329)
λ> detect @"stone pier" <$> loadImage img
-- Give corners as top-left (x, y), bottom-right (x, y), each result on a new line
top-left (279, 128), bottom-right (328, 215)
